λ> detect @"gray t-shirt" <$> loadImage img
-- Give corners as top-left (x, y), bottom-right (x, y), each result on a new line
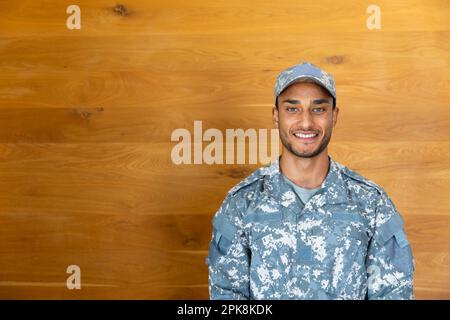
top-left (282, 174), bottom-right (320, 205)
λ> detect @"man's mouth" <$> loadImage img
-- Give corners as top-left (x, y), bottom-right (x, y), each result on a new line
top-left (292, 131), bottom-right (319, 142)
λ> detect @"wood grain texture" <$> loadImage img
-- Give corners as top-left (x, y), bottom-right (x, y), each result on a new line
top-left (0, 0), bottom-right (449, 299)
top-left (0, 0), bottom-right (448, 37)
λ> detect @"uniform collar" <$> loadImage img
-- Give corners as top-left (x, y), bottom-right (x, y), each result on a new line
top-left (262, 155), bottom-right (349, 207)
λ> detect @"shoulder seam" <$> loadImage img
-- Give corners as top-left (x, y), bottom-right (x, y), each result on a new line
top-left (341, 167), bottom-right (383, 194)
top-left (229, 173), bottom-right (263, 196)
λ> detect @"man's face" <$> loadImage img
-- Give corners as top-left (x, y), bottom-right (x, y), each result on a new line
top-left (273, 81), bottom-right (339, 159)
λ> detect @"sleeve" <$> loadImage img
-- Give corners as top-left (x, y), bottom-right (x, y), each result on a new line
top-left (206, 193), bottom-right (251, 300)
top-left (366, 192), bottom-right (415, 300)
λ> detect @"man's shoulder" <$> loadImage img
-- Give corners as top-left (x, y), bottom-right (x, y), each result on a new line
top-left (227, 162), bottom-right (275, 197)
top-left (214, 164), bottom-right (271, 225)
top-left (338, 162), bottom-right (386, 197)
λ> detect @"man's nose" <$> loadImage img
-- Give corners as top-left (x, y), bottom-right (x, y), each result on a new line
top-left (297, 108), bottom-right (313, 128)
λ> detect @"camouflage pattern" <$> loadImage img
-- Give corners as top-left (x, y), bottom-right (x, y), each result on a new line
top-left (206, 156), bottom-right (414, 300)
top-left (274, 62), bottom-right (336, 105)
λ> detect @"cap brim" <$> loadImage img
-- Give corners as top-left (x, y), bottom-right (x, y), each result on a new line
top-left (279, 76), bottom-right (335, 98)
top-left (275, 76), bottom-right (336, 106)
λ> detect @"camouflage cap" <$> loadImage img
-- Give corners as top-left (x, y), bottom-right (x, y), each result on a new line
top-left (274, 62), bottom-right (336, 106)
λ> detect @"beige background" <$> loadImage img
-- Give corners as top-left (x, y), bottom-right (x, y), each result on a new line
top-left (0, 0), bottom-right (449, 299)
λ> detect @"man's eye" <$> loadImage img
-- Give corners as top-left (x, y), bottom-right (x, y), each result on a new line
top-left (287, 107), bottom-right (298, 112)
top-left (313, 108), bottom-right (325, 113)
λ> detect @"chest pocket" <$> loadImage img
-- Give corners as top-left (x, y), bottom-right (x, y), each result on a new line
top-left (328, 212), bottom-right (369, 246)
top-left (244, 210), bottom-right (293, 246)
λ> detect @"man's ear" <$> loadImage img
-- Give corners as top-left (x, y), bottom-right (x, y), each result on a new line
top-left (332, 106), bottom-right (339, 128)
top-left (272, 107), bottom-right (279, 128)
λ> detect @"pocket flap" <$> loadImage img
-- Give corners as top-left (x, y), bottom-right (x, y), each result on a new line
top-left (374, 214), bottom-right (405, 246)
top-left (213, 214), bottom-right (237, 243)
top-left (330, 212), bottom-right (365, 223)
top-left (243, 210), bottom-right (283, 224)
top-left (394, 230), bottom-right (409, 248)
top-left (206, 241), bottom-right (220, 265)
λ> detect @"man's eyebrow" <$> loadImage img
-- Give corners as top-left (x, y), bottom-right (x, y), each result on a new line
top-left (281, 98), bottom-right (332, 105)
top-left (281, 99), bottom-right (301, 104)
top-left (312, 99), bottom-right (332, 105)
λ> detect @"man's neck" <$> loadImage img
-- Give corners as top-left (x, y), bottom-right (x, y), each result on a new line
top-left (279, 150), bottom-right (330, 190)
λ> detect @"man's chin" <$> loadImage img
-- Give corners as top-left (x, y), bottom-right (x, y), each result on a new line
top-left (288, 146), bottom-right (322, 158)
top-left (290, 140), bottom-right (330, 158)
top-left (280, 130), bottom-right (332, 159)
top-left (293, 151), bottom-right (320, 158)
top-left (280, 135), bottom-right (329, 159)
top-left (293, 143), bottom-right (320, 156)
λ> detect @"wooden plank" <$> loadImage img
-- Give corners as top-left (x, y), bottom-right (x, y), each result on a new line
top-left (0, 213), bottom-right (212, 251)
top-left (0, 32), bottom-right (448, 74)
top-left (0, 284), bottom-right (209, 299)
top-left (0, 246), bottom-right (209, 288)
top-left (0, 142), bottom-right (449, 178)
top-left (0, 106), bottom-right (447, 143)
top-left (0, 142), bottom-right (448, 216)
top-left (0, 59), bottom-right (448, 108)
top-left (0, 0), bottom-right (448, 37)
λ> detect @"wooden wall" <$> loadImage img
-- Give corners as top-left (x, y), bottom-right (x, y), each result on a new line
top-left (0, 0), bottom-right (448, 299)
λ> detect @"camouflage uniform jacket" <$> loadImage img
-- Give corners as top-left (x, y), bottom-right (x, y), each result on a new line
top-left (206, 156), bottom-right (414, 300)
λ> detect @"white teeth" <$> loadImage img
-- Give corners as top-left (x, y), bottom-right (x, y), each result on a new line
top-left (294, 133), bottom-right (317, 138)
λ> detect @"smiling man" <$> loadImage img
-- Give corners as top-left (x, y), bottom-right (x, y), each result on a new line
top-left (206, 62), bottom-right (414, 300)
